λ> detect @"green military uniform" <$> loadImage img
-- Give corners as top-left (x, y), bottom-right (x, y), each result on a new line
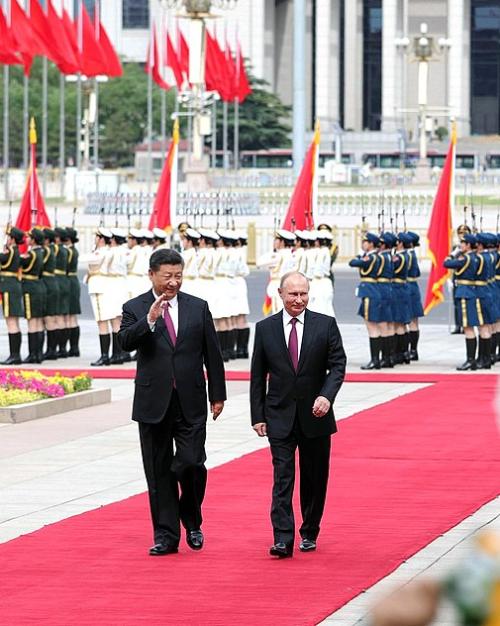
top-left (21, 247), bottom-right (45, 319)
top-left (54, 241), bottom-right (69, 315)
top-left (0, 243), bottom-right (23, 318)
top-left (41, 242), bottom-right (60, 316)
top-left (66, 243), bottom-right (81, 315)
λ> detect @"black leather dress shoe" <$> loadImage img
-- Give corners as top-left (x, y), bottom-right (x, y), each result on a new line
top-left (186, 529), bottom-right (204, 550)
top-left (360, 359), bottom-right (380, 370)
top-left (149, 542), bottom-right (178, 556)
top-left (299, 538), bottom-right (317, 552)
top-left (269, 542), bottom-right (293, 558)
top-left (90, 355), bottom-right (110, 366)
top-left (456, 359), bottom-right (477, 371)
top-left (409, 350), bottom-right (419, 361)
top-left (1, 355), bottom-right (22, 365)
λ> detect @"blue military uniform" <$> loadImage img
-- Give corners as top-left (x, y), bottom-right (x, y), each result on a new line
top-left (377, 232), bottom-right (397, 368)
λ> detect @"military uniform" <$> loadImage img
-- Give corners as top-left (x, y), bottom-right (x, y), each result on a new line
top-left (21, 230), bottom-right (46, 363)
top-left (41, 239), bottom-right (59, 317)
top-left (0, 227), bottom-right (25, 365)
top-left (65, 227), bottom-right (81, 358)
top-left (309, 231), bottom-right (335, 317)
top-left (180, 228), bottom-right (201, 298)
top-left (377, 232), bottom-right (397, 367)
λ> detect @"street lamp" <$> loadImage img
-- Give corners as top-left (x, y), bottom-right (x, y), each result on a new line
top-left (414, 23), bottom-right (433, 180)
top-left (161, 0), bottom-right (237, 187)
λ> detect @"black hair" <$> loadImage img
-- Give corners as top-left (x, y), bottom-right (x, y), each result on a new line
top-left (149, 248), bottom-right (184, 272)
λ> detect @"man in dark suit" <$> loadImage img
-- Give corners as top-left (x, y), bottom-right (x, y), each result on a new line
top-left (250, 271), bottom-right (346, 558)
top-left (119, 248), bottom-right (226, 556)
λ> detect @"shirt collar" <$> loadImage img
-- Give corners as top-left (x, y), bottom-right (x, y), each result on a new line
top-left (282, 308), bottom-right (306, 325)
top-left (151, 289), bottom-right (178, 308)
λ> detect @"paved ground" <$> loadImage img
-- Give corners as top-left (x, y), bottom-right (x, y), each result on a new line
top-left (1, 320), bottom-right (499, 624)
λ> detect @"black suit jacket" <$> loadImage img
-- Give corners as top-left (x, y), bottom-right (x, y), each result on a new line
top-left (250, 309), bottom-right (346, 439)
top-left (119, 290), bottom-right (226, 424)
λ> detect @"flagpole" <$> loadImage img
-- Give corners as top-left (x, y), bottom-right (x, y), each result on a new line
top-left (42, 57), bottom-right (48, 197)
top-left (211, 99), bottom-right (217, 168)
top-left (233, 97), bottom-right (239, 171)
top-left (161, 89), bottom-right (166, 153)
top-left (76, 75), bottom-right (82, 169)
top-left (93, 78), bottom-right (99, 170)
top-left (293, 0), bottom-right (306, 179)
top-left (223, 100), bottom-right (228, 174)
top-left (2, 64), bottom-right (9, 201)
top-left (59, 74), bottom-right (65, 198)
top-left (23, 75), bottom-right (29, 170)
top-left (147, 23), bottom-right (153, 194)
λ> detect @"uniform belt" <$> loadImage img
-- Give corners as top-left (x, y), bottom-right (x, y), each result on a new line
top-left (107, 273), bottom-right (126, 277)
top-left (392, 278), bottom-right (407, 284)
top-left (183, 276), bottom-right (195, 280)
top-left (377, 278), bottom-right (391, 283)
top-left (2, 271), bottom-right (19, 278)
top-left (22, 274), bottom-right (39, 281)
top-left (496, 276), bottom-right (500, 281)
top-left (67, 272), bottom-right (77, 277)
top-left (199, 276), bottom-right (214, 280)
top-left (127, 272), bottom-right (143, 277)
top-left (455, 279), bottom-right (485, 286)
top-left (54, 269), bottom-right (66, 276)
top-left (42, 271), bottom-right (54, 277)
top-left (407, 277), bottom-right (418, 282)
top-left (360, 277), bottom-right (377, 283)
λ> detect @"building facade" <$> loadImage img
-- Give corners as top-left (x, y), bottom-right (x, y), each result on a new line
top-left (61, 0), bottom-right (500, 143)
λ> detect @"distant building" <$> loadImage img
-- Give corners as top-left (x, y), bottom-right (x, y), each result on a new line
top-left (71, 0), bottom-right (500, 146)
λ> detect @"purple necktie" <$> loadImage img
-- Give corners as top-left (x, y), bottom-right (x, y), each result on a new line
top-left (163, 302), bottom-right (177, 346)
top-left (288, 318), bottom-right (298, 371)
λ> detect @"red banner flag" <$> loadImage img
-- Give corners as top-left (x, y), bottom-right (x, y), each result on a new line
top-left (15, 118), bottom-right (51, 240)
top-left (146, 25), bottom-right (171, 91)
top-left (236, 40), bottom-right (252, 103)
top-left (94, 2), bottom-right (122, 78)
top-left (423, 128), bottom-right (456, 314)
top-left (10, 0), bottom-right (44, 76)
top-left (29, 0), bottom-right (62, 66)
top-left (148, 119), bottom-right (179, 232)
top-left (0, 7), bottom-right (21, 65)
top-left (78, 3), bottom-right (107, 76)
top-left (62, 8), bottom-right (82, 70)
top-left (46, 1), bottom-right (79, 74)
top-left (166, 31), bottom-right (184, 88)
top-left (282, 122), bottom-right (320, 231)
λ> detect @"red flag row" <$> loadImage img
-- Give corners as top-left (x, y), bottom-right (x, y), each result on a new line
top-left (0, 0), bottom-right (122, 78)
top-left (146, 23), bottom-right (251, 104)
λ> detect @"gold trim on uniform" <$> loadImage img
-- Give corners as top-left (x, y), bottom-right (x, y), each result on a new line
top-left (364, 297), bottom-right (370, 321)
top-left (1, 247), bottom-right (14, 270)
top-left (3, 291), bottom-right (9, 317)
top-left (461, 299), bottom-right (468, 327)
top-left (476, 299), bottom-right (484, 326)
top-left (22, 274), bottom-right (39, 281)
top-left (54, 269), bottom-right (66, 276)
top-left (2, 271), bottom-right (20, 279)
top-left (23, 250), bottom-right (37, 274)
top-left (24, 293), bottom-right (31, 319)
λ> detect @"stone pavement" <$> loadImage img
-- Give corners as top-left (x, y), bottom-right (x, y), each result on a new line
top-left (0, 321), bottom-right (498, 625)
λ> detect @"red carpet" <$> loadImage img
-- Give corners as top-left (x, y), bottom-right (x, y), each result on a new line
top-left (0, 375), bottom-right (498, 625)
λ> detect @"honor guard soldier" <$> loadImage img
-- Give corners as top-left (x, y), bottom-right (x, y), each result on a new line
top-left (293, 231), bottom-right (309, 275)
top-left (310, 229), bottom-right (335, 317)
top-left (152, 227), bottom-right (168, 250)
top-left (349, 232), bottom-right (383, 369)
top-left (197, 227), bottom-right (219, 320)
top-left (377, 232), bottom-right (397, 367)
top-left (260, 229), bottom-right (296, 314)
top-left (126, 229), bottom-right (145, 300)
top-left (215, 229), bottom-right (239, 360)
top-left (180, 227), bottom-right (201, 296)
top-left (317, 223), bottom-right (339, 287)
top-left (138, 229), bottom-right (154, 293)
top-left (40, 228), bottom-right (60, 360)
top-left (233, 231), bottom-right (250, 358)
top-left (21, 228), bottom-right (46, 363)
top-left (486, 232), bottom-right (499, 365)
top-left (87, 227), bottom-right (112, 366)
top-left (475, 232), bottom-right (496, 369)
top-left (444, 233), bottom-right (481, 370)
top-left (450, 224), bottom-right (472, 334)
top-left (108, 228), bottom-right (130, 364)
top-left (54, 227), bottom-right (70, 357)
top-left (65, 227), bottom-right (81, 357)
top-left (0, 227), bottom-right (25, 364)
top-left (392, 233), bottom-right (412, 364)
top-left (406, 231), bottom-right (425, 360)
top-left (494, 234), bottom-right (500, 362)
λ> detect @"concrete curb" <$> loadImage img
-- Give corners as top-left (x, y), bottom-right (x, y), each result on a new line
top-left (0, 388), bottom-right (112, 423)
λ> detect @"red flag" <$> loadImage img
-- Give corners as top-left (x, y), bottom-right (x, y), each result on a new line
top-left (9, 0), bottom-right (44, 75)
top-left (79, 3), bottom-right (107, 76)
top-left (62, 8), bottom-right (81, 70)
top-left (236, 41), bottom-right (252, 103)
top-left (423, 128), bottom-right (456, 314)
top-left (282, 122), bottom-right (320, 231)
top-left (224, 34), bottom-right (237, 100)
top-left (166, 31), bottom-right (184, 88)
top-left (206, 30), bottom-right (232, 101)
top-left (94, 3), bottom-right (122, 77)
top-left (46, 1), bottom-right (79, 74)
top-left (148, 120), bottom-right (179, 232)
top-left (29, 0), bottom-right (62, 65)
top-left (177, 26), bottom-right (189, 79)
top-left (145, 25), bottom-right (171, 91)
top-left (15, 118), bottom-right (51, 241)
top-left (0, 7), bottom-right (21, 66)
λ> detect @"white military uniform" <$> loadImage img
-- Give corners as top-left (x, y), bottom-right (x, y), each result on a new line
top-left (126, 240), bottom-right (145, 299)
top-left (234, 239), bottom-right (250, 316)
top-left (87, 237), bottom-right (113, 322)
top-left (309, 232), bottom-right (335, 316)
top-left (106, 241), bottom-right (129, 318)
top-left (197, 229), bottom-right (220, 312)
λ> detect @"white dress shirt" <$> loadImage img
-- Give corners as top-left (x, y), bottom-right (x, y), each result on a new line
top-left (148, 290), bottom-right (179, 334)
top-left (282, 308), bottom-right (305, 360)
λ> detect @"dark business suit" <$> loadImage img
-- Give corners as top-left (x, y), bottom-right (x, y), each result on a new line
top-left (250, 309), bottom-right (346, 547)
top-left (119, 290), bottom-right (226, 546)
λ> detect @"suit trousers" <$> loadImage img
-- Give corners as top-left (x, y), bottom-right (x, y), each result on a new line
top-left (269, 418), bottom-right (331, 546)
top-left (138, 390), bottom-right (207, 545)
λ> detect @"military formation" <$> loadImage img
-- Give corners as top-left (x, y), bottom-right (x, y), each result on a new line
top-left (258, 225), bottom-right (338, 316)
top-left (444, 226), bottom-right (500, 370)
top-left (0, 226), bottom-right (81, 365)
top-left (349, 230), bottom-right (424, 369)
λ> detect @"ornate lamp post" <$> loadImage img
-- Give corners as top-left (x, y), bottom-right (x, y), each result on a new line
top-left (413, 22), bottom-right (433, 182)
top-left (162, 0), bottom-right (237, 189)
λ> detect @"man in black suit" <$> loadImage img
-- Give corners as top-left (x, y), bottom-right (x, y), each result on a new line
top-left (250, 271), bottom-right (346, 558)
top-left (119, 249), bottom-right (226, 556)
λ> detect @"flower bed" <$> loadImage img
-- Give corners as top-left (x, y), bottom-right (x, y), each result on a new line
top-left (0, 370), bottom-right (92, 407)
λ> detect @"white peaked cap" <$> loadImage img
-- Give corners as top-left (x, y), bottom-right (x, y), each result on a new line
top-left (152, 228), bottom-right (167, 239)
top-left (276, 229), bottom-right (296, 242)
top-left (96, 227), bottom-right (113, 238)
top-left (185, 228), bottom-right (201, 239)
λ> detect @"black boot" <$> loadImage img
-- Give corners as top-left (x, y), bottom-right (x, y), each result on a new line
top-left (67, 326), bottom-right (80, 357)
top-left (409, 330), bottom-right (419, 361)
top-left (91, 334), bottom-right (111, 366)
top-left (36, 331), bottom-right (44, 363)
top-left (228, 329), bottom-right (237, 360)
top-left (477, 337), bottom-right (492, 370)
top-left (57, 328), bottom-right (69, 358)
top-left (1, 332), bottom-right (22, 365)
top-left (43, 330), bottom-right (59, 360)
top-left (490, 333), bottom-right (497, 366)
top-left (403, 332), bottom-right (411, 364)
top-left (22, 333), bottom-right (39, 364)
top-left (457, 337), bottom-right (478, 371)
top-left (238, 327), bottom-right (250, 359)
top-left (109, 332), bottom-right (124, 365)
top-left (361, 337), bottom-right (381, 370)
top-left (379, 336), bottom-right (394, 368)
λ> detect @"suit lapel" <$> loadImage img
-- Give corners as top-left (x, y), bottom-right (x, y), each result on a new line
top-left (272, 312), bottom-right (295, 372)
top-left (297, 309), bottom-right (316, 373)
top-left (176, 292), bottom-right (191, 346)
